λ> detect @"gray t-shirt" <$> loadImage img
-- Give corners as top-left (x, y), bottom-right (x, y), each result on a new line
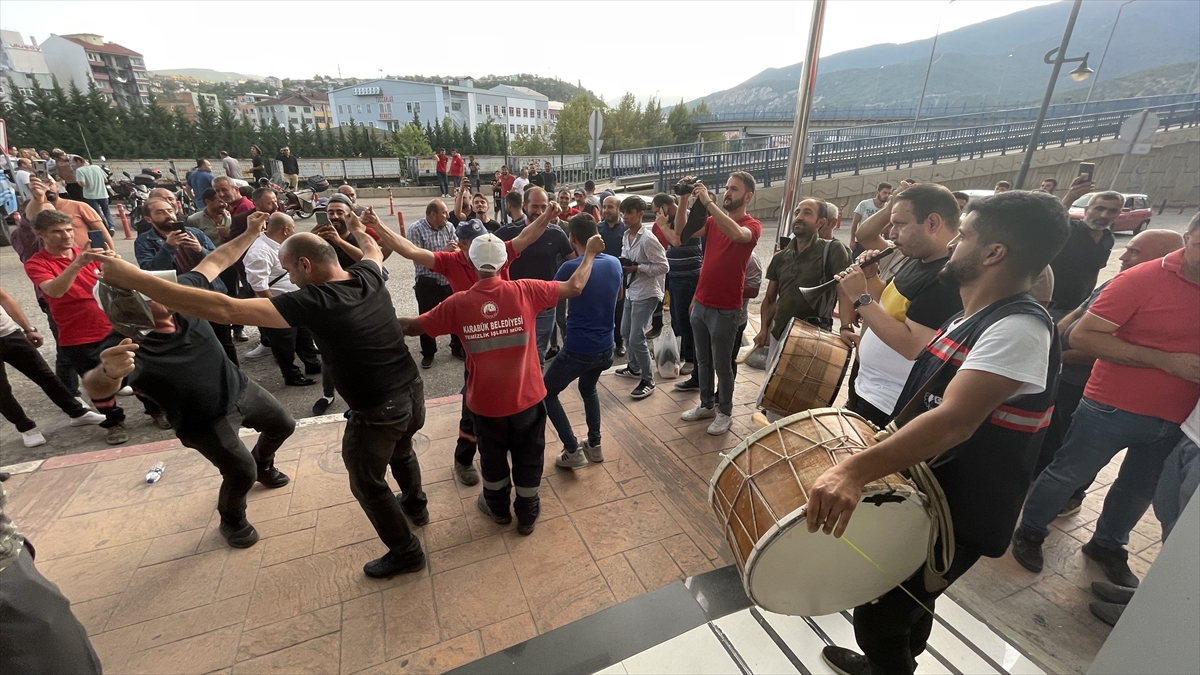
top-left (222, 156), bottom-right (244, 179)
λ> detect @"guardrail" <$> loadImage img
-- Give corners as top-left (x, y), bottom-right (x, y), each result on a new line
top-left (645, 101), bottom-right (1200, 193)
top-left (690, 93), bottom-right (1200, 125)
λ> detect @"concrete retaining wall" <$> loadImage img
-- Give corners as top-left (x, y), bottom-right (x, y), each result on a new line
top-left (748, 126), bottom-right (1200, 225)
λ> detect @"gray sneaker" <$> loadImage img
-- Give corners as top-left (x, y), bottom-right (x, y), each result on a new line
top-left (707, 412), bottom-right (733, 435)
top-left (580, 440), bottom-right (604, 464)
top-left (105, 422), bottom-right (129, 445)
top-left (555, 448), bottom-right (587, 469)
top-left (681, 404), bottom-right (717, 421)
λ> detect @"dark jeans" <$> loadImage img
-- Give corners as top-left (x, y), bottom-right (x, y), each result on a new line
top-left (260, 326), bottom-right (320, 381)
top-left (668, 271), bottom-right (699, 364)
top-left (544, 348), bottom-right (613, 451)
top-left (1035, 379), bottom-right (1090, 502)
top-left (437, 172), bottom-right (449, 195)
top-left (0, 331), bottom-right (89, 432)
top-left (61, 338), bottom-right (143, 428)
top-left (853, 543), bottom-right (981, 675)
top-left (846, 395), bottom-right (893, 429)
top-left (549, 297), bottom-right (568, 350)
top-left (0, 543), bottom-right (102, 674)
top-left (414, 278), bottom-right (462, 357)
top-left (730, 322), bottom-right (746, 378)
top-left (85, 197), bottom-right (114, 232)
top-left (613, 293), bottom-right (625, 349)
top-left (455, 367), bottom-right (477, 467)
top-left (209, 322), bottom-right (238, 365)
top-left (341, 381), bottom-right (427, 554)
top-left (176, 379), bottom-right (295, 527)
top-left (474, 401), bottom-right (546, 526)
top-left (37, 299), bottom-right (79, 398)
top-left (322, 355), bottom-right (336, 399)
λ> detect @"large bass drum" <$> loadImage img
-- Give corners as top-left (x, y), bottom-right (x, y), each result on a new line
top-left (709, 408), bottom-right (931, 616)
top-left (757, 318), bottom-right (852, 418)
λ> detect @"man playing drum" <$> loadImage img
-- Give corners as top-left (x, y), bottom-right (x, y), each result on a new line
top-left (807, 190), bottom-right (1070, 675)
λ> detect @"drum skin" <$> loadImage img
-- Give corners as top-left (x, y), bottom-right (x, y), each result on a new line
top-left (709, 408), bottom-right (931, 616)
top-left (757, 319), bottom-right (852, 418)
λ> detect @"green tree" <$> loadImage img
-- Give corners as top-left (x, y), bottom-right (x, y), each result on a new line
top-left (510, 126), bottom-right (554, 155)
top-left (690, 101), bottom-right (723, 142)
top-left (666, 99), bottom-right (694, 143)
top-left (556, 94), bottom-right (597, 155)
top-left (385, 122), bottom-right (434, 157)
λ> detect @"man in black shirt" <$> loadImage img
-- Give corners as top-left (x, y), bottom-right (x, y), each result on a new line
top-left (276, 146), bottom-right (300, 191)
top-left (451, 176), bottom-right (500, 231)
top-left (84, 212), bottom-right (294, 550)
top-left (496, 187), bottom-right (575, 362)
top-left (1048, 179), bottom-right (1121, 316)
top-left (98, 213), bottom-right (428, 579)
top-left (542, 162), bottom-right (557, 195)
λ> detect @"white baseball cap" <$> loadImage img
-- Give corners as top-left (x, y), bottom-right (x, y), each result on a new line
top-left (469, 233), bottom-right (507, 271)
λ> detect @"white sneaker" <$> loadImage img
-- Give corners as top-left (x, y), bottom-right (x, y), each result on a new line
top-left (246, 343), bottom-right (270, 359)
top-left (681, 404), bottom-right (717, 421)
top-left (76, 396), bottom-right (93, 409)
top-left (707, 412), bottom-right (733, 435)
top-left (117, 385), bottom-right (134, 396)
top-left (69, 411), bottom-right (106, 426)
top-left (21, 429), bottom-right (47, 447)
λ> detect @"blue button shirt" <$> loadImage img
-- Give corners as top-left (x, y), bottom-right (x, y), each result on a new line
top-left (555, 254), bottom-right (622, 354)
top-left (187, 169), bottom-right (214, 209)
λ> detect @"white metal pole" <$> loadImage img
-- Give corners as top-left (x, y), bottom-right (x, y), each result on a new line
top-left (775, 0), bottom-right (828, 248)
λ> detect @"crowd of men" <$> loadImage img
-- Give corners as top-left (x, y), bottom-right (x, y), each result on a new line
top-left (2, 139), bottom-right (1197, 675)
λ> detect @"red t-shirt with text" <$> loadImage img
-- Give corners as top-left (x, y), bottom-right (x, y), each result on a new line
top-left (1085, 249), bottom-right (1200, 423)
top-left (23, 248), bottom-right (113, 346)
top-left (431, 241), bottom-right (518, 293)
top-left (435, 153), bottom-right (449, 173)
top-left (694, 214), bottom-right (762, 310)
top-left (500, 174), bottom-right (516, 197)
top-left (419, 277), bottom-right (559, 417)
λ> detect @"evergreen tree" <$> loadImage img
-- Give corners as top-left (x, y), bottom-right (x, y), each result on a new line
top-left (666, 99), bottom-right (693, 143)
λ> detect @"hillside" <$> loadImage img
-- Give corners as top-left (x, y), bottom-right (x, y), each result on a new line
top-left (152, 68), bottom-right (264, 83)
top-left (682, 0), bottom-right (1199, 113)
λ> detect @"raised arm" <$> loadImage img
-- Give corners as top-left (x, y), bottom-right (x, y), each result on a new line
top-left (855, 200), bottom-right (894, 252)
top-left (193, 212), bottom-right (268, 282)
top-left (512, 201), bottom-right (563, 254)
top-left (82, 338), bottom-right (139, 401)
top-left (691, 184), bottom-right (753, 244)
top-left (38, 249), bottom-right (114, 299)
top-left (99, 256), bottom-right (289, 329)
top-left (367, 211), bottom-right (436, 269)
top-left (454, 177), bottom-right (471, 220)
top-left (558, 235), bottom-right (605, 299)
top-left (347, 207), bottom-right (384, 266)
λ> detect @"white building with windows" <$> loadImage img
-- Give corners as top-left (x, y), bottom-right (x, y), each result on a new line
top-left (0, 31), bottom-right (55, 102)
top-left (328, 79), bottom-right (554, 137)
top-left (40, 33), bottom-right (149, 109)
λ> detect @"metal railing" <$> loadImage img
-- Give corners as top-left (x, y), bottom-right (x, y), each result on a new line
top-left (646, 100), bottom-right (1200, 193)
top-left (690, 93), bottom-right (1200, 125)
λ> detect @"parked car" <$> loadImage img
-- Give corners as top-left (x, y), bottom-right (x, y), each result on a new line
top-left (1069, 192), bottom-right (1153, 233)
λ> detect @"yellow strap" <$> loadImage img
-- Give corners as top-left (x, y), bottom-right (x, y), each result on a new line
top-left (840, 536), bottom-right (936, 617)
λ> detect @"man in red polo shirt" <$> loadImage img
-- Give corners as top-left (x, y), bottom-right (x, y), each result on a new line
top-left (370, 201), bottom-right (562, 486)
top-left (675, 172), bottom-right (762, 435)
top-left (23, 210), bottom-right (165, 444)
top-left (435, 149), bottom-right (450, 197)
top-left (1013, 213), bottom-right (1200, 589)
top-left (400, 230), bottom-right (604, 535)
top-left (213, 176), bottom-right (254, 217)
top-left (448, 150), bottom-right (464, 187)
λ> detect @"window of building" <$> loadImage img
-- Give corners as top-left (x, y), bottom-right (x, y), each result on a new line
top-left (445, 106), bottom-right (449, 113)
top-left (304, 107), bottom-right (311, 113)
top-left (414, 102), bottom-right (420, 113)
top-left (485, 105), bottom-right (490, 114)
top-left (509, 107), bottom-right (514, 115)
top-left (289, 106), bottom-right (296, 112)
top-left (406, 102), bottom-right (413, 113)
top-left (510, 124), bottom-right (515, 133)
top-left (338, 105), bottom-right (344, 114)
top-left (366, 104), bottom-right (372, 113)
top-left (477, 104), bottom-right (483, 114)
top-left (87, 52), bottom-right (101, 62)
top-left (356, 104), bottom-right (362, 113)
top-left (451, 102), bottom-right (461, 111)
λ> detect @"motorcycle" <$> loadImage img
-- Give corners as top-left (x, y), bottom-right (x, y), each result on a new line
top-left (278, 174), bottom-right (330, 219)
top-left (115, 170), bottom-right (152, 221)
top-left (168, 168), bottom-right (195, 217)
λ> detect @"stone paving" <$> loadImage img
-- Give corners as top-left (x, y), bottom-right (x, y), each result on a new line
top-left (2, 343), bottom-right (1159, 674)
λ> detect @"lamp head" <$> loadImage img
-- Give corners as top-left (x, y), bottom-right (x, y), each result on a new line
top-left (1069, 54), bottom-right (1093, 82)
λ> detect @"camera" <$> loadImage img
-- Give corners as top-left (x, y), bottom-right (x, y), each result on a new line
top-left (673, 178), bottom-right (698, 196)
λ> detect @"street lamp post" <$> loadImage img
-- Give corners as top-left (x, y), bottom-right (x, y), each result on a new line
top-left (1014, 0), bottom-right (1092, 189)
top-left (1085, 0), bottom-right (1137, 106)
top-left (914, 0), bottom-right (954, 130)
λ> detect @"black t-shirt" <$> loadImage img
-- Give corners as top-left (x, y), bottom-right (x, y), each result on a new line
top-left (271, 260), bottom-right (419, 410)
top-left (277, 154), bottom-right (299, 175)
top-left (529, 173), bottom-right (544, 188)
top-left (494, 222), bottom-right (574, 281)
top-left (448, 210), bottom-right (501, 232)
top-left (1049, 221), bottom-right (1114, 312)
top-left (127, 273), bottom-right (248, 433)
top-left (251, 156), bottom-right (267, 178)
top-left (885, 255), bottom-right (962, 329)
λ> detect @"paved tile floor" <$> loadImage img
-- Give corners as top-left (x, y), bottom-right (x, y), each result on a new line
top-left (2, 350), bottom-right (1158, 674)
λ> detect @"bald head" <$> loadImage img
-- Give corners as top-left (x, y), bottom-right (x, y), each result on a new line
top-left (279, 232), bottom-right (338, 267)
top-left (1119, 229), bottom-right (1184, 271)
top-left (266, 212), bottom-right (294, 235)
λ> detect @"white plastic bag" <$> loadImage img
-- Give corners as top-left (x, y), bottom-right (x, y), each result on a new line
top-left (654, 324), bottom-right (682, 380)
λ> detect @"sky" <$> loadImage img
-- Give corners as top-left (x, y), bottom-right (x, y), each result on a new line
top-left (2, 0), bottom-right (1058, 103)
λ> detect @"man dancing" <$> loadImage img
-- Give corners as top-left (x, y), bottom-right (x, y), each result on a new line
top-left (99, 211), bottom-right (428, 578)
top-left (85, 212), bottom-right (294, 549)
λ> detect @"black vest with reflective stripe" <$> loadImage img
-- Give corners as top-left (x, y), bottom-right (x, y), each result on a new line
top-left (895, 293), bottom-right (1061, 557)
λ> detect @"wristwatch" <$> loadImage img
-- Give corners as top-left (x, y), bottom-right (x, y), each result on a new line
top-left (854, 293), bottom-right (872, 309)
top-left (23, 327), bottom-right (38, 334)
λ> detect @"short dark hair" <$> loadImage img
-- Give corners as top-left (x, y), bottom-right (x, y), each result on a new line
top-left (504, 191), bottom-right (522, 210)
top-left (219, 150), bottom-right (229, 157)
top-left (965, 190), bottom-right (1070, 279)
top-left (196, 158), bottom-right (207, 168)
top-left (620, 195), bottom-right (646, 213)
top-left (995, 180), bottom-right (1011, 189)
top-left (251, 186), bottom-right (274, 202)
top-left (425, 200), bottom-right (442, 216)
top-left (202, 187), bottom-right (219, 202)
top-left (730, 171), bottom-right (755, 194)
top-left (34, 209), bottom-right (72, 232)
top-left (1041, 178), bottom-right (1058, 189)
top-left (523, 186), bottom-right (547, 204)
top-left (894, 183), bottom-right (961, 230)
top-left (951, 191), bottom-right (970, 202)
top-left (876, 182), bottom-right (892, 191)
top-left (584, 180), bottom-right (596, 191)
top-left (651, 193), bottom-right (676, 211)
top-left (567, 213), bottom-right (599, 243)
top-left (1188, 211), bottom-right (1200, 236)
top-left (239, 186), bottom-right (254, 198)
